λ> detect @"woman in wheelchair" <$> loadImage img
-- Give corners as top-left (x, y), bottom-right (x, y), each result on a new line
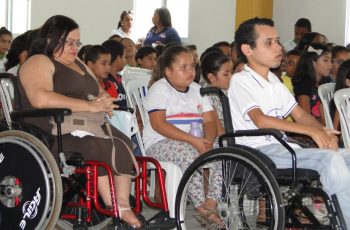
top-left (18, 15), bottom-right (142, 228)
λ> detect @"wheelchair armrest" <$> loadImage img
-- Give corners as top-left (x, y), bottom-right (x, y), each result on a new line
top-left (220, 128), bottom-right (298, 185)
top-left (11, 108), bottom-right (72, 124)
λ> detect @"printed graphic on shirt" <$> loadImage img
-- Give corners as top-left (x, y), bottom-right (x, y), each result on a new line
top-left (166, 113), bottom-right (203, 133)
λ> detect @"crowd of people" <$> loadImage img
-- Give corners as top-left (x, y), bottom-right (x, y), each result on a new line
top-left (1, 8), bottom-right (350, 229)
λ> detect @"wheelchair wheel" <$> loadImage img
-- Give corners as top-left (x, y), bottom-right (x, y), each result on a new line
top-left (0, 130), bottom-right (62, 230)
top-left (175, 147), bottom-right (285, 230)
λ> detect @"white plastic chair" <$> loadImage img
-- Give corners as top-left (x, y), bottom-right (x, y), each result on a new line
top-left (334, 88), bottom-right (350, 149)
top-left (122, 68), bottom-right (152, 88)
top-left (318, 83), bottom-right (335, 129)
top-left (124, 78), bottom-right (183, 218)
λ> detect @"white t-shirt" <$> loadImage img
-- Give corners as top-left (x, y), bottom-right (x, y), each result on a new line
top-left (6, 65), bottom-right (18, 76)
top-left (111, 27), bottom-right (137, 43)
top-left (283, 39), bottom-right (297, 52)
top-left (228, 65), bottom-right (297, 148)
top-left (142, 78), bottom-right (213, 150)
top-left (0, 56), bottom-right (7, 73)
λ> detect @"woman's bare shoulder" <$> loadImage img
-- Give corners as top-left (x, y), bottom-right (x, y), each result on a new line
top-left (20, 55), bottom-right (54, 78)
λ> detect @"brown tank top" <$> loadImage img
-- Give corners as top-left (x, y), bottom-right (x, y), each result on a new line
top-left (20, 58), bottom-right (99, 132)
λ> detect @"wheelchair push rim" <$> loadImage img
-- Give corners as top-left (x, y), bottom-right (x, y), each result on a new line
top-left (175, 147), bottom-right (285, 230)
top-left (0, 130), bottom-right (62, 230)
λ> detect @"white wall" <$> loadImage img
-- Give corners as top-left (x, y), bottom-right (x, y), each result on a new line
top-left (188, 0), bottom-right (236, 54)
top-left (273, 0), bottom-right (347, 46)
top-left (30, 0), bottom-right (236, 55)
top-left (30, 0), bottom-right (133, 45)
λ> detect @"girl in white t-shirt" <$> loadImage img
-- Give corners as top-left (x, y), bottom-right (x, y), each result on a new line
top-left (143, 45), bottom-right (222, 224)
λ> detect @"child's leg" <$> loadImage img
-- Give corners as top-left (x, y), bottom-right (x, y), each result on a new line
top-left (146, 139), bottom-right (206, 207)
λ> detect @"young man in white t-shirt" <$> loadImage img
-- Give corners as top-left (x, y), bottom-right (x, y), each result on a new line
top-left (229, 17), bottom-right (350, 227)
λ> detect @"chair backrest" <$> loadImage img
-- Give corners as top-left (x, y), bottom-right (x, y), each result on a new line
top-left (334, 88), bottom-right (350, 148)
top-left (124, 77), bottom-right (152, 156)
top-left (318, 82), bottom-right (335, 129)
top-left (122, 69), bottom-right (152, 90)
top-left (124, 78), bottom-right (151, 125)
top-left (123, 66), bottom-right (152, 75)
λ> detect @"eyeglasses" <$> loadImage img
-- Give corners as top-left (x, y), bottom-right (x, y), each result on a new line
top-left (65, 40), bottom-right (83, 48)
top-left (177, 63), bottom-right (196, 71)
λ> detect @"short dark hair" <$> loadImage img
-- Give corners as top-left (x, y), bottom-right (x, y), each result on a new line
top-left (286, 49), bottom-right (301, 57)
top-left (0, 27), bottom-right (12, 38)
top-left (295, 18), bottom-right (312, 32)
top-left (135, 46), bottom-right (156, 60)
top-left (29, 15), bottom-right (79, 57)
top-left (186, 44), bottom-right (197, 51)
top-left (77, 44), bottom-right (92, 61)
top-left (84, 45), bottom-right (110, 64)
top-left (234, 17), bottom-right (274, 63)
top-left (294, 32), bottom-right (320, 51)
top-left (331, 45), bottom-right (350, 59)
top-left (101, 40), bottom-right (124, 62)
top-left (213, 41), bottom-right (231, 48)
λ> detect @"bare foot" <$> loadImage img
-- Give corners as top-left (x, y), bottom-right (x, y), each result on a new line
top-left (119, 206), bottom-right (142, 228)
top-left (195, 199), bottom-right (224, 227)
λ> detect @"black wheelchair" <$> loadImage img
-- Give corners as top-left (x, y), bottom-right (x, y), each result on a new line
top-left (0, 73), bottom-right (175, 230)
top-left (174, 87), bottom-right (348, 230)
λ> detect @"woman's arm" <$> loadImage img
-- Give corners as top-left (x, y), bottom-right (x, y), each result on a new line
top-left (19, 55), bottom-right (115, 113)
top-left (297, 95), bottom-right (311, 113)
top-left (149, 110), bottom-right (212, 153)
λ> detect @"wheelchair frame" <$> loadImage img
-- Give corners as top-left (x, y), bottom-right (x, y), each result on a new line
top-left (174, 86), bottom-right (347, 230)
top-left (0, 73), bottom-right (174, 229)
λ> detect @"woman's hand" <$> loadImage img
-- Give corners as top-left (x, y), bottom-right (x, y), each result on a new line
top-left (190, 136), bottom-right (213, 154)
top-left (88, 94), bottom-right (118, 113)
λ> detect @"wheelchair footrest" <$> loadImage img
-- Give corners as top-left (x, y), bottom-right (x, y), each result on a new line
top-left (147, 210), bottom-right (176, 229)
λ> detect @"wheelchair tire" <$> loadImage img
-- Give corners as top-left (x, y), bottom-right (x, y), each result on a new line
top-left (175, 147), bottom-right (285, 230)
top-left (0, 130), bottom-right (63, 230)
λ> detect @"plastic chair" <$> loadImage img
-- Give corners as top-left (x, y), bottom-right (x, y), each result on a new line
top-left (334, 88), bottom-right (350, 149)
top-left (122, 68), bottom-right (152, 89)
top-left (318, 82), bottom-right (335, 129)
top-left (124, 77), bottom-right (183, 219)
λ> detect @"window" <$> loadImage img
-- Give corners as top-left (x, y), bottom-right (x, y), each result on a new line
top-left (346, 0), bottom-right (350, 46)
top-left (0, 0), bottom-right (30, 34)
top-left (133, 0), bottom-right (189, 40)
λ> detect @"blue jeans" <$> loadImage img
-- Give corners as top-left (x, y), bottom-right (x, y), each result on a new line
top-left (257, 144), bottom-right (350, 227)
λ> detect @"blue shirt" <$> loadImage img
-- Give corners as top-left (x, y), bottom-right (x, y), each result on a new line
top-left (143, 27), bottom-right (181, 45)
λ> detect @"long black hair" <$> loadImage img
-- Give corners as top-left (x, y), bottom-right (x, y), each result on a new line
top-left (201, 51), bottom-right (231, 83)
top-left (29, 15), bottom-right (79, 57)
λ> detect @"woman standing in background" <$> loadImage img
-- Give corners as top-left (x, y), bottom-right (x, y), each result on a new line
top-left (112, 10), bottom-right (138, 43)
top-left (143, 8), bottom-right (181, 46)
